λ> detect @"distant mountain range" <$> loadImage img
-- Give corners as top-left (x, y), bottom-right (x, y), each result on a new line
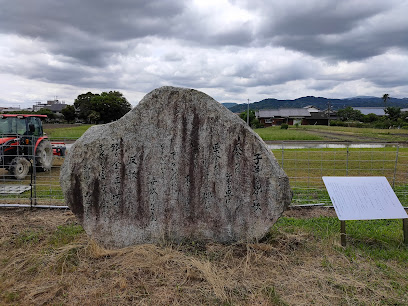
top-left (223, 96), bottom-right (408, 113)
top-left (221, 102), bottom-right (238, 108)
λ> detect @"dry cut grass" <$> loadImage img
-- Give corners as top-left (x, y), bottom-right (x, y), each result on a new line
top-left (1, 208), bottom-right (408, 305)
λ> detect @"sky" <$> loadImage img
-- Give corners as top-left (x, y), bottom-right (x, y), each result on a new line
top-left (1, 0), bottom-right (407, 108)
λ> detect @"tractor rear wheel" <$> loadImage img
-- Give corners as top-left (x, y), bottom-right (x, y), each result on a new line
top-left (36, 140), bottom-right (53, 172)
top-left (9, 157), bottom-right (30, 180)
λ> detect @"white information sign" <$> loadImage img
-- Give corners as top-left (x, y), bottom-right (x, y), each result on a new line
top-left (322, 176), bottom-right (408, 221)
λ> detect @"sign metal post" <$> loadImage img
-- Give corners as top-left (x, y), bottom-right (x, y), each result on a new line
top-left (340, 220), bottom-right (346, 247)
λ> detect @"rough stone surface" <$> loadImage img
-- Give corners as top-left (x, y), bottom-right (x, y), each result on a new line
top-left (60, 87), bottom-right (292, 248)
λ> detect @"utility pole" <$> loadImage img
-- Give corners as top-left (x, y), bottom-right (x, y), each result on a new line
top-left (247, 98), bottom-right (250, 126)
top-left (327, 101), bottom-right (331, 126)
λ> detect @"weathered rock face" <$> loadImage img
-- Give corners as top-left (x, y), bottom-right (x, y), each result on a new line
top-left (60, 87), bottom-right (291, 248)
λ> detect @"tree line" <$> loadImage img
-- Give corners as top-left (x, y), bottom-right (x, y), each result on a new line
top-left (70, 91), bottom-right (131, 123)
top-left (2, 91), bottom-right (132, 124)
top-left (332, 106), bottom-right (408, 128)
top-left (332, 94), bottom-right (406, 128)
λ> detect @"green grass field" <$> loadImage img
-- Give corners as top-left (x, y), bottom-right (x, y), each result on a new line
top-left (273, 216), bottom-right (408, 262)
top-left (44, 124), bottom-right (93, 140)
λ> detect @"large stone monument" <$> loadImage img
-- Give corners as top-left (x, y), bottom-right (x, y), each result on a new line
top-left (61, 87), bottom-right (291, 248)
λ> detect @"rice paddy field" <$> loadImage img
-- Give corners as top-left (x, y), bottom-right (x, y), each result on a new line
top-left (254, 125), bottom-right (408, 142)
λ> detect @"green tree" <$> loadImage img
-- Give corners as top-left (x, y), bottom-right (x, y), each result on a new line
top-left (88, 110), bottom-right (101, 123)
top-left (362, 113), bottom-right (379, 123)
top-left (37, 108), bottom-right (56, 120)
top-left (93, 91), bottom-right (131, 123)
top-left (382, 94), bottom-right (389, 107)
top-left (240, 109), bottom-right (255, 124)
top-left (2, 110), bottom-right (33, 114)
top-left (61, 105), bottom-right (76, 122)
top-left (401, 111), bottom-right (408, 122)
top-left (74, 92), bottom-right (95, 122)
top-left (74, 91), bottom-right (131, 123)
top-left (385, 106), bottom-right (401, 122)
top-left (337, 107), bottom-right (363, 121)
top-left (239, 110), bottom-right (262, 128)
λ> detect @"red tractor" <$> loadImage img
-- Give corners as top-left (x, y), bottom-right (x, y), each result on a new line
top-left (0, 114), bottom-right (60, 179)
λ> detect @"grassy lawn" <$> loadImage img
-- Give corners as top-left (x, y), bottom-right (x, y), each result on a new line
top-left (275, 216), bottom-right (408, 261)
top-left (44, 124), bottom-right (93, 140)
top-left (1, 209), bottom-right (407, 305)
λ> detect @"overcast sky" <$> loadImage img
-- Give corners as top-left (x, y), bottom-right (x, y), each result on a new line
top-left (1, 0), bottom-right (407, 108)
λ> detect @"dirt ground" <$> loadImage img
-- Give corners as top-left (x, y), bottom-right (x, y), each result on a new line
top-left (0, 206), bottom-right (337, 231)
top-left (1, 207), bottom-right (406, 305)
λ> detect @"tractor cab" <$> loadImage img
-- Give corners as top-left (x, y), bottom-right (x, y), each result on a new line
top-left (0, 114), bottom-right (53, 179)
top-left (0, 114), bottom-right (46, 138)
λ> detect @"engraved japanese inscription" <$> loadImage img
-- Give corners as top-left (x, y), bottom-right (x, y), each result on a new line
top-left (60, 86), bottom-right (292, 248)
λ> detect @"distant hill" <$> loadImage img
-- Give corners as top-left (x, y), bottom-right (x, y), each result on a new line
top-left (222, 102), bottom-right (238, 109)
top-left (228, 96), bottom-right (408, 113)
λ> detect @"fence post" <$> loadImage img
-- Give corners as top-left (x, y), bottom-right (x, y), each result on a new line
top-left (403, 219), bottom-right (408, 245)
top-left (346, 145), bottom-right (349, 176)
top-left (392, 144), bottom-right (399, 189)
top-left (32, 135), bottom-right (37, 206)
top-left (341, 220), bottom-right (347, 247)
top-left (281, 141), bottom-right (284, 168)
top-left (30, 160), bottom-right (33, 208)
top-left (307, 147), bottom-right (310, 188)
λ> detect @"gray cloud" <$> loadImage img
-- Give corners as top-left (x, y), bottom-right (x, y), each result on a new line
top-left (0, 0), bottom-right (186, 67)
top-left (271, 23), bottom-right (408, 62)
top-left (265, 1), bottom-right (387, 36)
top-left (0, 0), bottom-right (185, 40)
top-left (248, 0), bottom-right (408, 61)
top-left (308, 80), bottom-right (340, 91)
top-left (0, 0), bottom-right (407, 107)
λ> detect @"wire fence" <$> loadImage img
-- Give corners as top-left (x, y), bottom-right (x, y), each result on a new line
top-left (1, 138), bottom-right (408, 208)
top-left (0, 135), bottom-right (67, 206)
top-left (270, 142), bottom-right (408, 207)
